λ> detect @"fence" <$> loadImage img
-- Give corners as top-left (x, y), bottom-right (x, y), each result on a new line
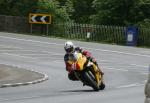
top-left (0, 15), bottom-right (149, 47)
top-left (52, 22), bottom-right (126, 45)
top-left (0, 15), bottom-right (47, 35)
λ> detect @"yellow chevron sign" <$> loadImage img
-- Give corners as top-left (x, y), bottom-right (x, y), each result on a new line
top-left (29, 13), bottom-right (51, 24)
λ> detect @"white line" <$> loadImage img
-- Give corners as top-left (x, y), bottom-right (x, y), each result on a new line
top-left (2, 53), bottom-right (62, 62)
top-left (130, 64), bottom-right (148, 68)
top-left (0, 49), bottom-right (29, 51)
top-left (116, 83), bottom-right (144, 88)
top-left (0, 44), bottom-right (23, 49)
top-left (51, 60), bottom-right (63, 63)
top-left (0, 34), bottom-right (148, 72)
top-left (0, 35), bottom-right (63, 46)
top-left (0, 49), bottom-right (64, 56)
top-left (3, 53), bottom-right (37, 60)
top-left (141, 72), bottom-right (148, 75)
top-left (22, 54), bottom-right (51, 56)
top-left (92, 48), bottom-right (150, 58)
top-left (103, 67), bottom-right (128, 71)
top-left (0, 35), bottom-right (150, 58)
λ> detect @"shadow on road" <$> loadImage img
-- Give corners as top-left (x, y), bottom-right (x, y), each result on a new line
top-left (61, 89), bottom-right (99, 93)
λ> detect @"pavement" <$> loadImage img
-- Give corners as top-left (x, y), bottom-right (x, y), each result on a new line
top-left (0, 64), bottom-right (48, 88)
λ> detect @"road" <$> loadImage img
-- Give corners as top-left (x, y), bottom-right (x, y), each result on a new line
top-left (0, 32), bottom-right (149, 103)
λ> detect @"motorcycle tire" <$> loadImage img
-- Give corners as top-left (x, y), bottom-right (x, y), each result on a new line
top-left (83, 70), bottom-right (100, 91)
top-left (99, 81), bottom-right (105, 90)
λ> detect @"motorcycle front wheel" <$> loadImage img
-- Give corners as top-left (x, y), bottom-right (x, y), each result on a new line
top-left (83, 70), bottom-right (100, 91)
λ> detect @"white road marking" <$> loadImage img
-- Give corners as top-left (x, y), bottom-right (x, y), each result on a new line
top-left (95, 48), bottom-right (150, 58)
top-left (0, 48), bottom-right (64, 56)
top-left (51, 60), bottom-right (63, 63)
top-left (0, 44), bottom-right (23, 49)
top-left (0, 35), bottom-right (150, 58)
top-left (116, 83), bottom-right (144, 88)
top-left (0, 35), bottom-right (149, 73)
top-left (2, 53), bottom-right (62, 62)
top-left (141, 72), bottom-right (148, 75)
top-left (0, 35), bottom-right (63, 45)
top-left (103, 67), bottom-right (128, 71)
top-left (2, 53), bottom-right (38, 60)
top-left (130, 64), bottom-right (148, 68)
top-left (0, 34), bottom-right (149, 93)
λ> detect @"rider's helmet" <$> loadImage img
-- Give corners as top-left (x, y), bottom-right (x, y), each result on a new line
top-left (64, 41), bottom-right (75, 53)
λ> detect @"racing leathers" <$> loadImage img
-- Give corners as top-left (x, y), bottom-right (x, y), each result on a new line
top-left (64, 51), bottom-right (79, 80)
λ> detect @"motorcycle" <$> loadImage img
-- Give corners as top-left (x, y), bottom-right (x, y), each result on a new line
top-left (68, 52), bottom-right (105, 91)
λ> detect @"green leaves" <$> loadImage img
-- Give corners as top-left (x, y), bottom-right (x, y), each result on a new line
top-left (0, 0), bottom-right (149, 26)
top-left (91, 0), bottom-right (150, 26)
top-left (0, 0), bottom-right (70, 22)
top-left (0, 0), bottom-right (38, 16)
top-left (71, 0), bottom-right (95, 23)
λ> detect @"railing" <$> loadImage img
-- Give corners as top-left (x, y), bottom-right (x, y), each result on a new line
top-left (51, 22), bottom-right (126, 45)
top-left (0, 15), bottom-right (149, 47)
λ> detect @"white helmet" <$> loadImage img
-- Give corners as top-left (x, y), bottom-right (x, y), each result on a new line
top-left (64, 41), bottom-right (74, 53)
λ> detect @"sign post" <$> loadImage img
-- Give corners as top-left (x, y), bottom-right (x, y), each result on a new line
top-left (29, 13), bottom-right (51, 35)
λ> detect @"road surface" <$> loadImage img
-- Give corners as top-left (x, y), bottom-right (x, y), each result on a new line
top-left (0, 32), bottom-right (149, 103)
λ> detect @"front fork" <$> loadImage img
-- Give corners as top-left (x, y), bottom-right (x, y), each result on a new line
top-left (92, 63), bottom-right (102, 86)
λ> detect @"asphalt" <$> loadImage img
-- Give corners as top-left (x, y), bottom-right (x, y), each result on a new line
top-left (0, 64), bottom-right (48, 88)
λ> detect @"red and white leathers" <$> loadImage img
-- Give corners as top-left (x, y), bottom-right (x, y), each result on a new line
top-left (64, 51), bottom-right (79, 80)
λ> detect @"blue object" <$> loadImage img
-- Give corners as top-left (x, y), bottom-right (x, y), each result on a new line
top-left (125, 26), bottom-right (138, 46)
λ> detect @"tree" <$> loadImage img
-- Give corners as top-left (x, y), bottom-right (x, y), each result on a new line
top-left (91, 0), bottom-right (150, 26)
top-left (56, 0), bottom-right (66, 6)
top-left (0, 0), bottom-right (38, 16)
top-left (0, 0), bottom-right (70, 22)
top-left (71, 0), bottom-right (95, 23)
top-left (37, 0), bottom-right (70, 22)
top-left (56, 0), bottom-right (94, 23)
top-left (64, 0), bottom-right (75, 17)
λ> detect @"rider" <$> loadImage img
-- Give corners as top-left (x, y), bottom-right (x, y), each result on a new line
top-left (64, 41), bottom-right (104, 81)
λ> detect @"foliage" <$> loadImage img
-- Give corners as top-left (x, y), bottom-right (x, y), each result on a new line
top-left (91, 0), bottom-right (150, 26)
top-left (64, 0), bottom-right (75, 16)
top-left (37, 0), bottom-right (70, 22)
top-left (0, 0), bottom-right (70, 22)
top-left (0, 0), bottom-right (150, 25)
top-left (0, 0), bottom-right (37, 16)
top-left (138, 19), bottom-right (150, 28)
top-left (71, 0), bottom-right (95, 23)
